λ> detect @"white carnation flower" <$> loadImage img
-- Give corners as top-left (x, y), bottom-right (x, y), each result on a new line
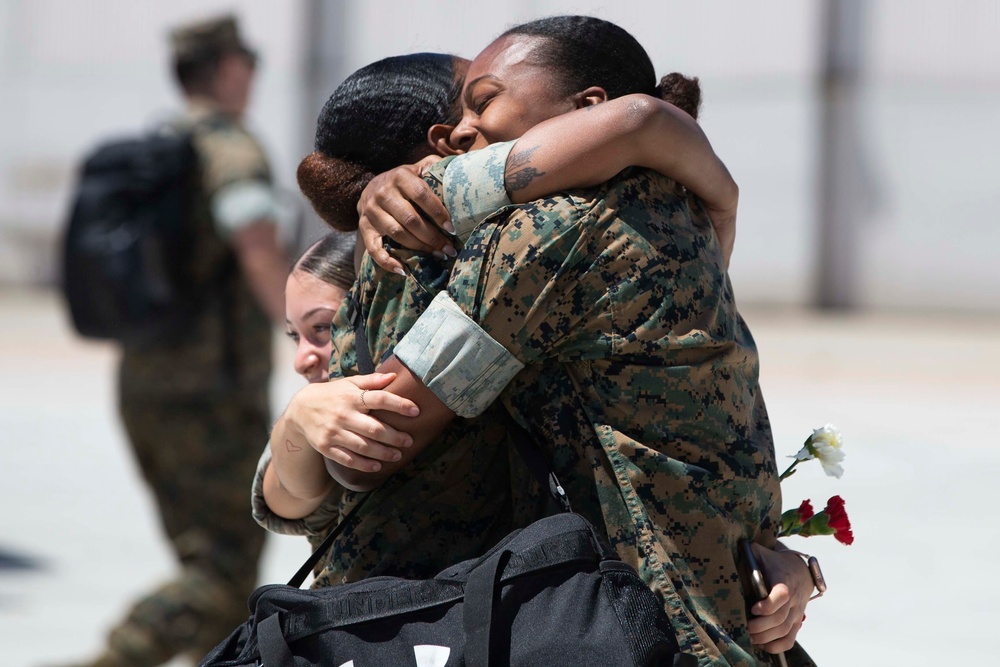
top-left (793, 424), bottom-right (845, 479)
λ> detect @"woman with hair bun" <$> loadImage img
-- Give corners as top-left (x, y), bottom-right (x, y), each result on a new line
top-left (261, 49), bottom-right (743, 584)
top-left (260, 41), bottom-right (810, 662)
top-left (256, 53), bottom-right (542, 587)
top-left (344, 16), bottom-right (816, 666)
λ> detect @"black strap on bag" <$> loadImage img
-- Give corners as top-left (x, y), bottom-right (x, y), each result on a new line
top-left (463, 548), bottom-right (513, 667)
top-left (258, 614), bottom-right (297, 666)
top-left (348, 294), bottom-right (376, 376)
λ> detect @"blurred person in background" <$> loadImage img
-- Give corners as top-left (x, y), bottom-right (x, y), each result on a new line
top-left (68, 14), bottom-right (289, 667)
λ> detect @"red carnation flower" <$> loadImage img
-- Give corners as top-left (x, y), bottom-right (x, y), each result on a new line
top-left (823, 495), bottom-right (854, 545)
top-left (797, 499), bottom-right (815, 522)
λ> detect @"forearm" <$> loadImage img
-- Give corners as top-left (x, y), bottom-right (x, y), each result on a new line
top-left (329, 355), bottom-right (455, 491)
top-left (505, 94), bottom-right (737, 214)
top-left (232, 220), bottom-right (289, 323)
top-left (264, 407), bottom-right (337, 518)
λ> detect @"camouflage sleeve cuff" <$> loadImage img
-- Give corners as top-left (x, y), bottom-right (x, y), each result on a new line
top-left (442, 141), bottom-right (516, 242)
top-left (394, 291), bottom-right (524, 418)
top-left (211, 180), bottom-right (278, 238)
top-left (251, 445), bottom-right (342, 537)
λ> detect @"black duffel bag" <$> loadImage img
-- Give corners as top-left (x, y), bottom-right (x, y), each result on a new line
top-left (201, 301), bottom-right (691, 666)
top-left (200, 511), bottom-right (687, 667)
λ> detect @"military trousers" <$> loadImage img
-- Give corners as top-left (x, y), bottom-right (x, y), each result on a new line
top-left (109, 393), bottom-right (269, 665)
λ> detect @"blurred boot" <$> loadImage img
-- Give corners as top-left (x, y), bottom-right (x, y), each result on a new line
top-left (56, 565), bottom-right (249, 667)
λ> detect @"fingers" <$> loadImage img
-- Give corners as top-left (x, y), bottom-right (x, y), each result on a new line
top-left (347, 375), bottom-right (420, 417)
top-left (359, 215), bottom-right (404, 275)
top-left (751, 582), bottom-right (790, 617)
top-left (368, 191), bottom-right (441, 254)
top-left (358, 168), bottom-right (455, 254)
top-left (322, 444), bottom-right (387, 473)
top-left (317, 426), bottom-right (408, 471)
top-left (358, 388), bottom-right (420, 417)
top-left (398, 174), bottom-right (454, 237)
top-left (748, 583), bottom-right (804, 653)
top-left (753, 615), bottom-right (803, 654)
top-left (414, 154), bottom-right (443, 173)
top-left (348, 372), bottom-right (397, 391)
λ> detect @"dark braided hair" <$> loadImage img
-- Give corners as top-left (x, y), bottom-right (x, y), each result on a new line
top-left (501, 16), bottom-right (701, 120)
top-left (297, 53), bottom-right (463, 231)
top-left (293, 232), bottom-right (356, 292)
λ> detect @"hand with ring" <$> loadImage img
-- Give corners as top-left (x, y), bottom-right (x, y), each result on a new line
top-left (284, 373), bottom-right (420, 473)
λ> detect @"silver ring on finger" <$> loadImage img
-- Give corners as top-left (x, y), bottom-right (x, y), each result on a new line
top-left (359, 389), bottom-right (370, 411)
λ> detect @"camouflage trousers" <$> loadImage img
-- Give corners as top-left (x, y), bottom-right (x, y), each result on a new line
top-left (95, 394), bottom-right (269, 666)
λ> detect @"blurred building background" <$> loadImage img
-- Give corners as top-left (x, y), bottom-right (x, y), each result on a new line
top-left (1, 0), bottom-right (999, 311)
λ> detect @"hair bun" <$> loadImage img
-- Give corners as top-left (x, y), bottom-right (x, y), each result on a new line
top-left (296, 151), bottom-right (373, 231)
top-left (656, 73), bottom-right (702, 121)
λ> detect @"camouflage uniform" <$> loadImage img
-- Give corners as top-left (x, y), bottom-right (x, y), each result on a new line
top-left (252, 246), bottom-right (545, 586)
top-left (391, 143), bottom-right (785, 666)
top-left (102, 105), bottom-right (275, 666)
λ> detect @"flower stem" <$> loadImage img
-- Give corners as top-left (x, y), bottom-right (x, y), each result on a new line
top-left (779, 461), bottom-right (800, 482)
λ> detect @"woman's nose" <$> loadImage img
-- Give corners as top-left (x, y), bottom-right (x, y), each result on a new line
top-left (294, 343), bottom-right (319, 379)
top-left (450, 120), bottom-right (478, 153)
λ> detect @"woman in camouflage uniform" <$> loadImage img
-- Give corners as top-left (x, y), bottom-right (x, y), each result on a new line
top-left (261, 53), bottom-right (679, 583)
top-left (344, 17), bottom-right (818, 667)
top-left (254, 54), bottom-right (546, 588)
top-left (257, 46), bottom-right (813, 662)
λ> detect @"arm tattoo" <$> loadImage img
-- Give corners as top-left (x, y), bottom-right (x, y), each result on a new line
top-left (285, 439), bottom-right (302, 453)
top-left (507, 167), bottom-right (547, 193)
top-left (508, 145), bottom-right (541, 169)
top-left (506, 145), bottom-right (547, 193)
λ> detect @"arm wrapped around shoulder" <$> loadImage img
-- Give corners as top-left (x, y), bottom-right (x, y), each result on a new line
top-left (297, 151), bottom-right (374, 232)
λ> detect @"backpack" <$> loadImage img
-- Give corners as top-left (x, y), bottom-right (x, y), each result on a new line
top-left (60, 129), bottom-right (201, 346)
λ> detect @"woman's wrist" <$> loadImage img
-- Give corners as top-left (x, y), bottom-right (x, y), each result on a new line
top-left (781, 549), bottom-right (828, 600)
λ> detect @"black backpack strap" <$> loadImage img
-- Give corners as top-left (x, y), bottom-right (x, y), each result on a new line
top-left (348, 294), bottom-right (375, 374)
top-left (285, 490), bottom-right (373, 588)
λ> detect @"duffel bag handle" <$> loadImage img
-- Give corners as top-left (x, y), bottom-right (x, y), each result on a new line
top-left (258, 614), bottom-right (301, 667)
top-left (463, 548), bottom-right (513, 667)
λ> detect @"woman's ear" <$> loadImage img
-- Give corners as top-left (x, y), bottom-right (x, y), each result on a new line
top-left (427, 124), bottom-right (464, 156)
top-left (573, 86), bottom-right (608, 109)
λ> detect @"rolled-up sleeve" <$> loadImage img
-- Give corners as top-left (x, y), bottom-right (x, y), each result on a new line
top-left (393, 291), bottom-right (524, 418)
top-left (439, 141), bottom-right (516, 242)
top-left (251, 446), bottom-right (343, 537)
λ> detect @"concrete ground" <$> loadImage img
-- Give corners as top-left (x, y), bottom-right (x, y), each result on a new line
top-left (1, 288), bottom-right (998, 666)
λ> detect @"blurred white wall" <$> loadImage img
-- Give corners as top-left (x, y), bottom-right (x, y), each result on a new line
top-left (1, 0), bottom-right (998, 312)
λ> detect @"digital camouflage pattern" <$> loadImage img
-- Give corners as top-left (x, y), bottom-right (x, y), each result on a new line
top-left (102, 398), bottom-right (269, 665)
top-left (252, 246), bottom-right (545, 587)
top-left (95, 105), bottom-right (274, 667)
top-left (408, 158), bottom-right (785, 667)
